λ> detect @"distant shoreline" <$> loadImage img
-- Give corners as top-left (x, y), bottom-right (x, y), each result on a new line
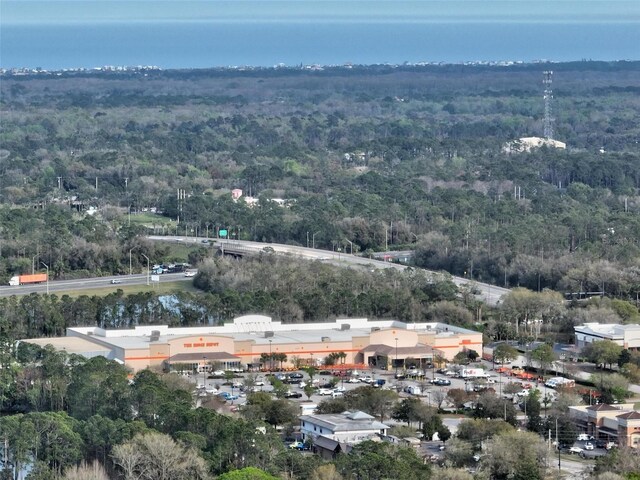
top-left (3, 59), bottom-right (640, 78)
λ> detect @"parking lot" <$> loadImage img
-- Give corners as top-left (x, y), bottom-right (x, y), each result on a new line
top-left (190, 359), bottom-right (560, 411)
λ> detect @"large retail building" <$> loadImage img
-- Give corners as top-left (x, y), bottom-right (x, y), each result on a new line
top-left (24, 315), bottom-right (482, 373)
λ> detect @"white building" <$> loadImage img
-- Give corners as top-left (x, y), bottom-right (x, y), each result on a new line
top-left (574, 323), bottom-right (640, 350)
top-left (300, 410), bottom-right (389, 444)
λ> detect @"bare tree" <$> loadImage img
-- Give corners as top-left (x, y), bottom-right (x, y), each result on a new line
top-left (112, 432), bottom-right (209, 480)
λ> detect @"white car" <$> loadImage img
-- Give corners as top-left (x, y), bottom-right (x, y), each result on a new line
top-left (347, 377), bottom-right (360, 383)
top-left (184, 271), bottom-right (196, 277)
top-left (569, 446), bottom-right (583, 454)
top-left (254, 379), bottom-right (265, 387)
top-left (331, 391), bottom-right (344, 398)
top-left (359, 376), bottom-right (374, 383)
top-left (333, 386), bottom-right (346, 393)
top-left (584, 443), bottom-right (594, 450)
top-left (317, 388), bottom-right (333, 396)
top-left (577, 434), bottom-right (591, 441)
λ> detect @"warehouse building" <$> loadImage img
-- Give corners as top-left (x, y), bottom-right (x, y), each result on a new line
top-left (574, 323), bottom-right (640, 350)
top-left (24, 315), bottom-right (482, 373)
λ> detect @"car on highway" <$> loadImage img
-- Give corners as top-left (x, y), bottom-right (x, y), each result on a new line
top-left (110, 279), bottom-right (122, 284)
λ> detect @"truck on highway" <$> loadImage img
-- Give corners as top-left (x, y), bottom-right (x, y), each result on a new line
top-left (9, 273), bottom-right (48, 286)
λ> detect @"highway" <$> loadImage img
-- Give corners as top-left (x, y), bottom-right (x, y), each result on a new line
top-left (0, 272), bottom-right (192, 298)
top-left (150, 236), bottom-right (510, 305)
top-left (1, 237), bottom-right (509, 304)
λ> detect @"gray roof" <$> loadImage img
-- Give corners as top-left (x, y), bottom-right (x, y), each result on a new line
top-left (313, 436), bottom-right (341, 451)
top-left (301, 410), bottom-right (389, 432)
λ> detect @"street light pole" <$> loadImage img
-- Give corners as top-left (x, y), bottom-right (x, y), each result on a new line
top-left (345, 239), bottom-right (353, 255)
top-left (40, 262), bottom-right (49, 295)
top-left (395, 338), bottom-right (398, 377)
top-left (202, 355), bottom-right (206, 388)
top-left (140, 253), bottom-right (150, 285)
top-left (312, 231), bottom-right (320, 249)
top-left (269, 340), bottom-right (272, 372)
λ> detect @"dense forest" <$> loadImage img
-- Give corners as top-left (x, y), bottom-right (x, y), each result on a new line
top-left (1, 61), bottom-right (640, 299)
top-left (2, 62), bottom-right (640, 478)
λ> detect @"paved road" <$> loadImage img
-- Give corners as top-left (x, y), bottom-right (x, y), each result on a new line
top-left (149, 236), bottom-right (510, 305)
top-left (0, 272), bottom-right (192, 298)
top-left (2, 236), bottom-right (509, 305)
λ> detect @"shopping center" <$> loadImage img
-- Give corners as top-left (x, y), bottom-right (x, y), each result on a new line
top-left (24, 315), bottom-right (482, 373)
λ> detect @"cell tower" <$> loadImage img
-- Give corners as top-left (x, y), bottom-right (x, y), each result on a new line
top-left (543, 70), bottom-right (554, 140)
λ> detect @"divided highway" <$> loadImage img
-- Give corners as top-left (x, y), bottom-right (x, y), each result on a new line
top-left (1, 236), bottom-right (509, 305)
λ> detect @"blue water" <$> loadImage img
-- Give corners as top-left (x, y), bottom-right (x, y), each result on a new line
top-left (1, 21), bottom-right (638, 70)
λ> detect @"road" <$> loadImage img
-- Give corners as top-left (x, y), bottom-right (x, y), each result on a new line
top-left (1, 237), bottom-right (509, 305)
top-left (0, 272), bottom-right (192, 298)
top-left (150, 236), bottom-right (510, 306)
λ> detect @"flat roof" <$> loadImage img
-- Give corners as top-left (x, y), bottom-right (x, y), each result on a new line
top-left (24, 337), bottom-right (111, 355)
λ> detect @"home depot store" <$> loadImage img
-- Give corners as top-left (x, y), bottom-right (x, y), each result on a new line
top-left (24, 315), bottom-right (482, 372)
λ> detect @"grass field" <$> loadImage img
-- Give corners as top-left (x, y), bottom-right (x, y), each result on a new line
top-left (58, 281), bottom-right (201, 298)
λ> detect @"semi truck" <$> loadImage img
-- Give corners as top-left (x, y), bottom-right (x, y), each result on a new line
top-left (9, 273), bottom-right (48, 286)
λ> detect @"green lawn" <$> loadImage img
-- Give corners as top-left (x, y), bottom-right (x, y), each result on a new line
top-left (59, 281), bottom-right (201, 298)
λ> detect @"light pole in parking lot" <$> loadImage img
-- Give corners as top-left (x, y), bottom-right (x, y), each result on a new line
top-left (202, 355), bottom-right (206, 389)
top-left (395, 338), bottom-right (398, 377)
top-left (269, 340), bottom-right (272, 372)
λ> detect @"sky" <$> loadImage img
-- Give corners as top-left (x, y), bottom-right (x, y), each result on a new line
top-left (3, 0), bottom-right (640, 25)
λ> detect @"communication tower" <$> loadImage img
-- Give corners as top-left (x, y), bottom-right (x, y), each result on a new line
top-left (543, 71), bottom-right (554, 140)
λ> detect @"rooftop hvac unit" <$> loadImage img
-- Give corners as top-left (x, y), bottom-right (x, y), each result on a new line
top-left (150, 330), bottom-right (160, 342)
top-left (321, 336), bottom-right (331, 342)
top-left (340, 324), bottom-right (351, 330)
top-left (264, 331), bottom-right (274, 338)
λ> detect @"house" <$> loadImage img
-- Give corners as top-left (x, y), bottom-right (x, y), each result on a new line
top-left (300, 410), bottom-right (389, 457)
top-left (568, 403), bottom-right (640, 448)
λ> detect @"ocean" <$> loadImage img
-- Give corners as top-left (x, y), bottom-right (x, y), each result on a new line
top-left (1, 21), bottom-right (639, 70)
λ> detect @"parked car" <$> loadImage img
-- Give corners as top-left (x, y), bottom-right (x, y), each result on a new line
top-left (347, 377), bottom-right (361, 383)
top-left (317, 388), bottom-right (333, 396)
top-left (359, 376), bottom-right (374, 383)
top-left (331, 391), bottom-right (344, 398)
top-left (432, 378), bottom-right (451, 386)
top-left (584, 443), bottom-right (594, 450)
top-left (595, 440), bottom-right (607, 449)
top-left (606, 442), bottom-right (617, 450)
top-left (568, 446), bottom-right (584, 454)
top-left (254, 379), bottom-right (265, 387)
top-left (577, 434), bottom-right (591, 441)
top-left (289, 372), bottom-right (304, 379)
top-left (284, 391), bottom-right (303, 399)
